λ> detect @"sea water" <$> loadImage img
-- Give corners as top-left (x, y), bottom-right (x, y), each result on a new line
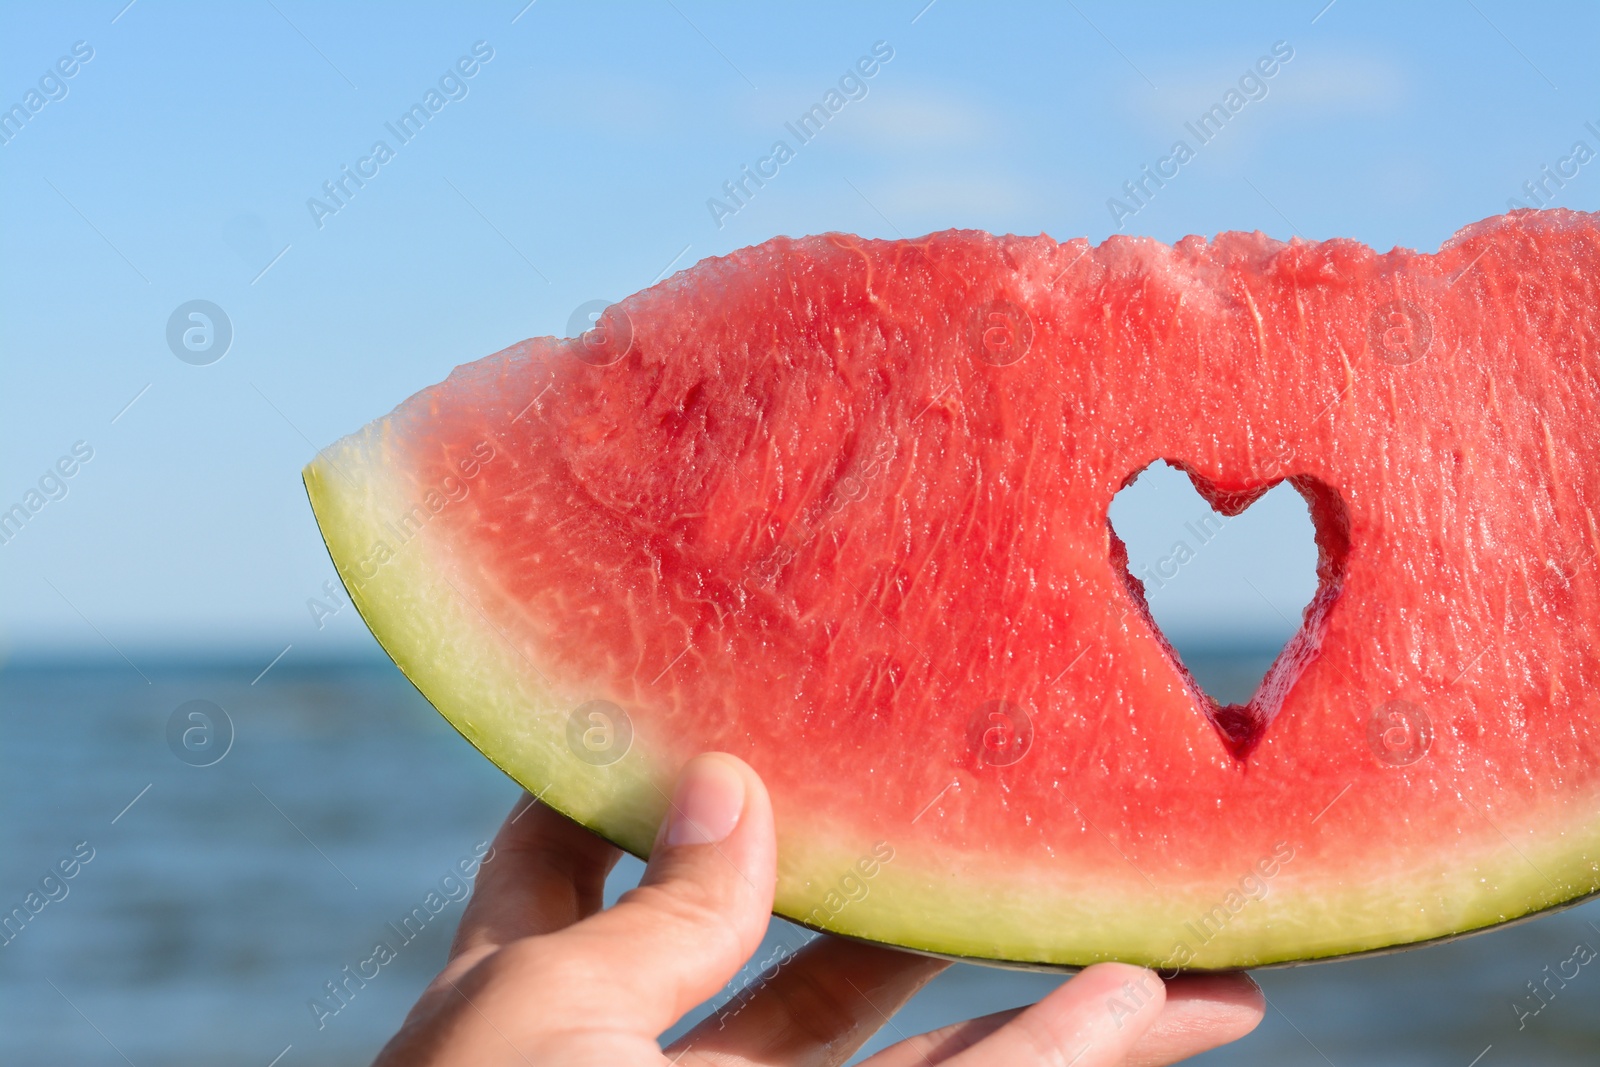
top-left (0, 654), bottom-right (1595, 1066)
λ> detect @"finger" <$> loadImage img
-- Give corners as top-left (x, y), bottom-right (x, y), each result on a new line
top-left (667, 936), bottom-right (949, 1067)
top-left (862, 970), bottom-right (1264, 1067)
top-left (503, 752), bottom-right (777, 1037)
top-left (447, 792), bottom-right (622, 963)
top-left (864, 963), bottom-right (1166, 1067)
top-left (858, 1007), bottom-right (1022, 1066)
top-left (1123, 972), bottom-right (1263, 1066)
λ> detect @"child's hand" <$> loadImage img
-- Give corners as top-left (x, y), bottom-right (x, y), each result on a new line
top-left (373, 753), bottom-right (1264, 1066)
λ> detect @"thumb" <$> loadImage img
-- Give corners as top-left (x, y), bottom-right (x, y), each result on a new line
top-left (547, 752), bottom-right (777, 1036)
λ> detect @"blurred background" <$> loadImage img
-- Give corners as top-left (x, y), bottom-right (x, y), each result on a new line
top-left (2, 1), bottom-right (1597, 1063)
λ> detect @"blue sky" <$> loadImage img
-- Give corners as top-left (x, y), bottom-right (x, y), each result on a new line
top-left (2, 0), bottom-right (1596, 661)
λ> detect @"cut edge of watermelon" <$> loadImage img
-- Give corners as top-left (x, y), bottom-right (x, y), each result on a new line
top-left (302, 424), bottom-right (669, 857)
top-left (1108, 460), bottom-right (1354, 759)
top-left (305, 412), bottom-right (1600, 971)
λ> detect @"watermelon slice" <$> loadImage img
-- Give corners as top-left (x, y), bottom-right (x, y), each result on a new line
top-left (305, 209), bottom-right (1600, 970)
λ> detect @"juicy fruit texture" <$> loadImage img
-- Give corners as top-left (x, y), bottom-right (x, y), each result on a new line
top-left (306, 210), bottom-right (1600, 969)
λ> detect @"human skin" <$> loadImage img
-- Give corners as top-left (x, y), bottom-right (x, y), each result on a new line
top-left (373, 753), bottom-right (1265, 1066)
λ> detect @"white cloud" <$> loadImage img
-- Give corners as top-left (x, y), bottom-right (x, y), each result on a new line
top-left (834, 91), bottom-right (995, 149)
top-left (729, 80), bottom-right (1001, 151)
top-left (867, 173), bottom-right (1034, 217)
top-left (1270, 54), bottom-right (1409, 112)
top-left (1130, 51), bottom-right (1409, 126)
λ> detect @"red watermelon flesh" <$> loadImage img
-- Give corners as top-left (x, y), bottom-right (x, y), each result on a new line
top-left (305, 209), bottom-right (1600, 969)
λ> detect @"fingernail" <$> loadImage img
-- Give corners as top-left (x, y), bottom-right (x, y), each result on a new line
top-left (665, 755), bottom-right (746, 846)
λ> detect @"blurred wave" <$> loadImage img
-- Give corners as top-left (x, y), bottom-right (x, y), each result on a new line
top-left (0, 654), bottom-right (1595, 1065)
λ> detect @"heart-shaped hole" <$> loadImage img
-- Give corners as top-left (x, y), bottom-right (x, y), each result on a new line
top-left (1108, 460), bottom-right (1350, 759)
